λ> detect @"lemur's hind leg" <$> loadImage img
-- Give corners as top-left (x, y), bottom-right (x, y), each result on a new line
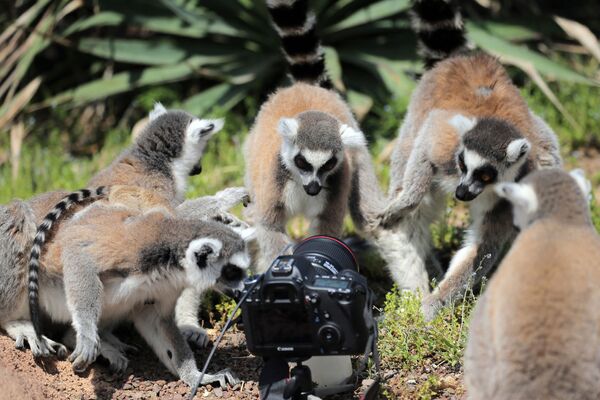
top-left (421, 200), bottom-right (516, 320)
top-left (3, 320), bottom-right (67, 358)
top-left (175, 287), bottom-right (210, 348)
top-left (62, 246), bottom-right (102, 372)
top-left (132, 305), bottom-right (239, 388)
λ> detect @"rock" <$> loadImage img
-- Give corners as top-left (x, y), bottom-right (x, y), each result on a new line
top-left (362, 378), bottom-right (375, 387)
top-left (407, 379), bottom-right (417, 385)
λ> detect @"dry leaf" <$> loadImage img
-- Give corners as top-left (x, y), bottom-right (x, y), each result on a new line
top-left (555, 16), bottom-right (600, 63)
top-left (10, 121), bottom-right (26, 182)
top-left (0, 76), bottom-right (42, 131)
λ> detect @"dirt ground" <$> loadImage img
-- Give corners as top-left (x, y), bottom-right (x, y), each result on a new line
top-left (0, 328), bottom-right (263, 400)
top-left (0, 327), bottom-right (467, 400)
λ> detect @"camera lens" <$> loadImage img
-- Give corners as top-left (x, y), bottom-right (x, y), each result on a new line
top-left (293, 236), bottom-right (358, 274)
top-left (318, 325), bottom-right (341, 348)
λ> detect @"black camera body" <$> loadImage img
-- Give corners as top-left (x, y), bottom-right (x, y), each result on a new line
top-left (240, 236), bottom-right (373, 359)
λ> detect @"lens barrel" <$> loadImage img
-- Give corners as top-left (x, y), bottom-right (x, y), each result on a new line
top-left (293, 236), bottom-right (358, 273)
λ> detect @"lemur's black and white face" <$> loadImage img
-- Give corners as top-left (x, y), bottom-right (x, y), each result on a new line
top-left (182, 228), bottom-right (254, 293)
top-left (146, 103), bottom-right (224, 178)
top-left (277, 111), bottom-right (365, 196)
top-left (449, 115), bottom-right (531, 202)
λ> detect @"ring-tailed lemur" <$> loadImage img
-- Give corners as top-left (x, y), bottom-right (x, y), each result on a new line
top-left (370, 0), bottom-right (561, 307)
top-left (88, 103), bottom-right (223, 205)
top-left (465, 169), bottom-right (599, 400)
top-left (0, 184), bottom-right (249, 358)
top-left (244, 0), bottom-right (385, 271)
top-left (25, 104), bottom-right (224, 343)
top-left (14, 197), bottom-right (253, 387)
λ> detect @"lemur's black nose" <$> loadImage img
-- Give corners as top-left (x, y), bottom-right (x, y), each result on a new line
top-left (455, 184), bottom-right (476, 202)
top-left (303, 181), bottom-right (321, 196)
top-left (221, 263), bottom-right (245, 282)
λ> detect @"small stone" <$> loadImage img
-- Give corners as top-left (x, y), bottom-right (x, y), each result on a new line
top-left (407, 379), bottom-right (417, 385)
top-left (362, 378), bottom-right (375, 387)
top-left (213, 387), bottom-right (224, 397)
top-left (123, 383), bottom-right (133, 390)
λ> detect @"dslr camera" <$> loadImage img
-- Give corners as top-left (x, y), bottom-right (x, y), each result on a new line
top-left (240, 235), bottom-right (374, 359)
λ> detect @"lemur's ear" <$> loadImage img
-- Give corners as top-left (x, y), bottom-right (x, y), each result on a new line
top-left (506, 138), bottom-right (531, 163)
top-left (570, 169), bottom-right (592, 201)
top-left (278, 118), bottom-right (299, 141)
top-left (149, 102), bottom-right (167, 121)
top-left (495, 182), bottom-right (538, 213)
top-left (340, 124), bottom-right (366, 148)
top-left (191, 238), bottom-right (223, 269)
top-left (448, 114), bottom-right (476, 136)
top-left (188, 118), bottom-right (224, 139)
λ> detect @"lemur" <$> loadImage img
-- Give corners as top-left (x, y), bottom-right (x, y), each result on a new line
top-left (88, 103), bottom-right (223, 205)
top-left (370, 0), bottom-right (561, 309)
top-left (244, 0), bottom-right (385, 271)
top-left (8, 196), bottom-right (253, 387)
top-left (24, 104), bottom-right (224, 346)
top-left (465, 169), bottom-right (599, 400)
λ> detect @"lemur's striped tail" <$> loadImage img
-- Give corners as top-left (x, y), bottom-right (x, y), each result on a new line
top-left (411, 0), bottom-right (470, 69)
top-left (266, 0), bottom-right (332, 89)
top-left (29, 187), bottom-right (107, 339)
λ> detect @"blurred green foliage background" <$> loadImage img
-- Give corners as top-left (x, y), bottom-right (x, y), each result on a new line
top-left (1, 3), bottom-right (600, 395)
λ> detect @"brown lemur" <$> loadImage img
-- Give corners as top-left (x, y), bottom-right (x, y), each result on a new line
top-left (371, 0), bottom-right (561, 318)
top-left (244, 0), bottom-right (386, 272)
top-left (465, 169), bottom-right (598, 400)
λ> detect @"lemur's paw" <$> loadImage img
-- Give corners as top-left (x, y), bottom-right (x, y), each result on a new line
top-left (180, 324), bottom-right (210, 348)
top-left (215, 187), bottom-right (250, 209)
top-left (42, 336), bottom-right (68, 359)
top-left (69, 335), bottom-right (100, 373)
top-left (100, 333), bottom-right (139, 353)
top-left (378, 202), bottom-right (411, 229)
top-left (15, 331), bottom-right (66, 358)
top-left (201, 368), bottom-right (240, 388)
top-left (421, 295), bottom-right (444, 322)
top-left (100, 344), bottom-right (129, 374)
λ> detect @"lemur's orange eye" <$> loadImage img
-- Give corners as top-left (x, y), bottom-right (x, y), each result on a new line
top-left (481, 174), bottom-right (491, 183)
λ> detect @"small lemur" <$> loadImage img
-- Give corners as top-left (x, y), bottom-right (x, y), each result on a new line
top-left (465, 169), bottom-right (599, 400)
top-left (0, 183), bottom-right (249, 359)
top-left (244, 0), bottom-right (385, 271)
top-left (370, 0), bottom-right (561, 306)
top-left (22, 199), bottom-right (252, 387)
top-left (89, 103), bottom-right (223, 205)
top-left (24, 104), bottom-right (223, 344)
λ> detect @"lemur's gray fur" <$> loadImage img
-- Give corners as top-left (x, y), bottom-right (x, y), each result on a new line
top-left (3, 194), bottom-right (252, 387)
top-left (23, 104), bottom-right (224, 345)
top-left (88, 103), bottom-right (223, 205)
top-left (420, 116), bottom-right (560, 319)
top-left (369, 0), bottom-right (562, 313)
top-left (28, 187), bottom-right (108, 339)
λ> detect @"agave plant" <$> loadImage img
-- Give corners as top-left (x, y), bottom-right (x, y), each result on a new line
top-left (0, 0), bottom-right (598, 133)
